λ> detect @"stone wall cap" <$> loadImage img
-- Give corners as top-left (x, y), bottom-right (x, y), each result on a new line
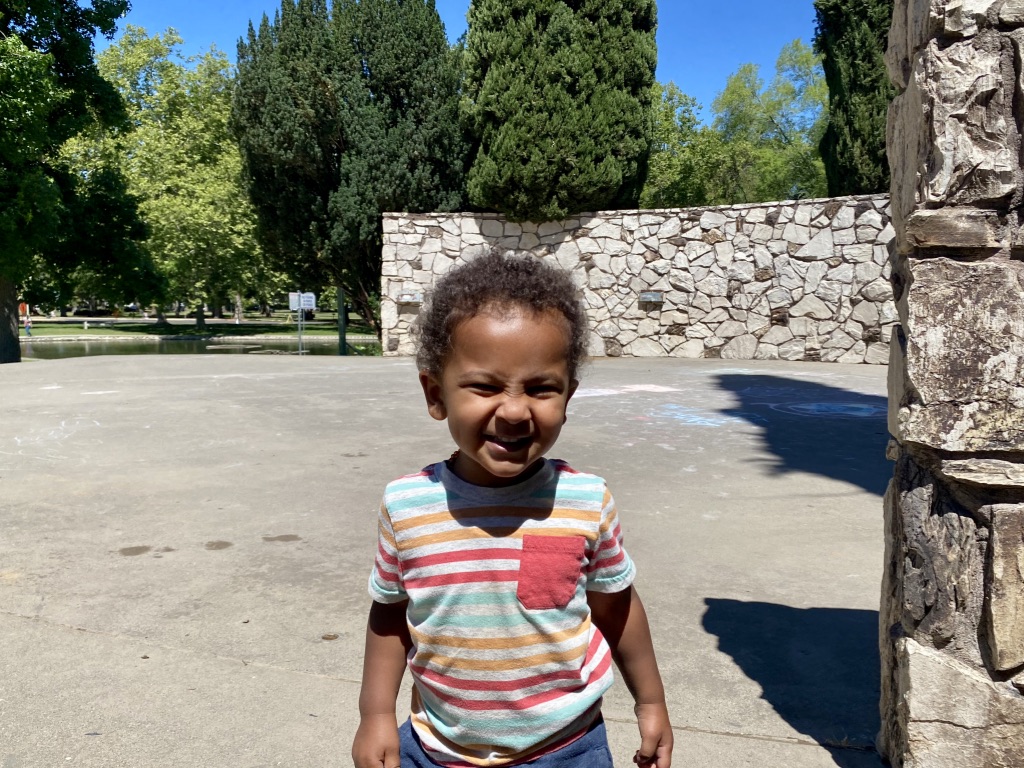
top-left (938, 458), bottom-right (1024, 488)
top-left (380, 194), bottom-right (890, 224)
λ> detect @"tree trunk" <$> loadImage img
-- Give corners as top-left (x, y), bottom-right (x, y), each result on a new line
top-left (0, 274), bottom-right (22, 364)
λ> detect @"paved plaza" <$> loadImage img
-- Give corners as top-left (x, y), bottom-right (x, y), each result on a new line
top-left (0, 355), bottom-right (890, 767)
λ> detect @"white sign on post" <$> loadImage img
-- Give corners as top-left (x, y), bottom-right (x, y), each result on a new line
top-left (289, 291), bottom-right (317, 355)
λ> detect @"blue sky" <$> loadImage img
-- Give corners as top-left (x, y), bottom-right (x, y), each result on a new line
top-left (101, 1), bottom-right (819, 122)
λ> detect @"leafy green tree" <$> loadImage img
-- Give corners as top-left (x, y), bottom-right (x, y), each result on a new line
top-left (25, 164), bottom-right (163, 315)
top-left (642, 41), bottom-right (828, 209)
top-left (71, 26), bottom-right (265, 328)
top-left (0, 0), bottom-right (132, 363)
top-left (232, 0), bottom-right (465, 335)
top-left (814, 0), bottom-right (895, 195)
top-left (711, 40), bottom-right (828, 203)
top-left (640, 82), bottom-right (719, 209)
top-left (462, 0), bottom-right (657, 222)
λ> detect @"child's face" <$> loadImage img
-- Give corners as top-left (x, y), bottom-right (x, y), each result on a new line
top-left (419, 306), bottom-right (578, 487)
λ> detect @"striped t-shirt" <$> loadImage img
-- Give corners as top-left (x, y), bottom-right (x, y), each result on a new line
top-left (368, 458), bottom-right (636, 767)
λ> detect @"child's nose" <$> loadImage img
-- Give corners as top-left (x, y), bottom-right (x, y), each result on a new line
top-left (496, 393), bottom-right (529, 423)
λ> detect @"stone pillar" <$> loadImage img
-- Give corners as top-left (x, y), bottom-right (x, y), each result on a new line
top-left (882, 1), bottom-right (1024, 765)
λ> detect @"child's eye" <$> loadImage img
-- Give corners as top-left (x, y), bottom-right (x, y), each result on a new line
top-left (466, 382), bottom-right (500, 394)
top-left (527, 385), bottom-right (561, 396)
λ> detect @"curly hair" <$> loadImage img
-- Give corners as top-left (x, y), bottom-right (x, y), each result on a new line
top-left (415, 248), bottom-right (590, 380)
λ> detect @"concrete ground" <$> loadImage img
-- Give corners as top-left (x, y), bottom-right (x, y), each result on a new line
top-left (0, 355), bottom-right (891, 767)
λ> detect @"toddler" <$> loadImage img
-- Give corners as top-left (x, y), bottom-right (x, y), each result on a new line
top-left (352, 250), bottom-right (673, 768)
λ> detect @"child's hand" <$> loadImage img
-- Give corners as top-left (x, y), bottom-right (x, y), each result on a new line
top-left (633, 701), bottom-right (673, 768)
top-left (351, 713), bottom-right (401, 768)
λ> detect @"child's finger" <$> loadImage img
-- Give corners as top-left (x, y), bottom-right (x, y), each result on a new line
top-left (633, 739), bottom-right (672, 767)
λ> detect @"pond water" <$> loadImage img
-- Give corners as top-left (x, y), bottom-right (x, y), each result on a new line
top-left (22, 338), bottom-right (380, 360)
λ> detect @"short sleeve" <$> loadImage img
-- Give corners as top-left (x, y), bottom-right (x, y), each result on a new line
top-left (586, 486), bottom-right (636, 593)
top-left (368, 501), bottom-right (407, 603)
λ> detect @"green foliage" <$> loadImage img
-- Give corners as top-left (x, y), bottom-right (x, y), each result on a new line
top-left (231, 0), bottom-right (466, 332)
top-left (0, 0), bottom-right (129, 148)
top-left (0, 35), bottom-right (66, 276)
top-left (640, 83), bottom-right (715, 208)
top-left (641, 40), bottom-right (828, 208)
top-left (814, 0), bottom-right (895, 195)
top-left (0, 0), bottom-right (137, 362)
top-left (710, 40), bottom-right (828, 203)
top-left (26, 163), bottom-right (163, 313)
top-left (70, 26), bottom-right (269, 325)
top-left (462, 0), bottom-right (657, 222)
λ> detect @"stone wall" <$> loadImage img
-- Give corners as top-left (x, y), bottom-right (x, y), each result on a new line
top-left (882, 1), bottom-right (1024, 765)
top-left (381, 195), bottom-right (896, 364)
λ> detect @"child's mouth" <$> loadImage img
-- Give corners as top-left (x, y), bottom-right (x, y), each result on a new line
top-left (485, 435), bottom-right (532, 452)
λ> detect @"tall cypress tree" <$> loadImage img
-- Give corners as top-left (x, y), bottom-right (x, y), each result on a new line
top-left (463, 0), bottom-right (657, 222)
top-left (231, 0), bottom-right (465, 334)
top-left (813, 0), bottom-right (895, 195)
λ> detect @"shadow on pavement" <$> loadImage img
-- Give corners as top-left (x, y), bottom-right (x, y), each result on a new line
top-left (716, 374), bottom-right (891, 496)
top-left (703, 598), bottom-right (884, 767)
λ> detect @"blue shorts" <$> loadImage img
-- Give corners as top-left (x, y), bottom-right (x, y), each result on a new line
top-left (398, 717), bottom-right (614, 768)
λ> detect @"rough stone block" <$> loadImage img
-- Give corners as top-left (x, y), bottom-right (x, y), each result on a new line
top-left (865, 342), bottom-right (890, 365)
top-left (675, 339), bottom-right (704, 358)
top-left (905, 208), bottom-right (1007, 249)
top-left (699, 210), bottom-right (728, 229)
top-left (891, 258), bottom-right (1024, 452)
top-left (934, 459), bottom-right (1024, 491)
top-left (887, 0), bottom-right (999, 88)
top-left (861, 279), bottom-right (893, 303)
top-left (778, 339), bottom-right (806, 360)
top-left (880, 638), bottom-right (1024, 767)
top-left (481, 219), bottom-right (504, 238)
top-left (716, 320), bottom-right (747, 338)
top-left (792, 229), bottom-right (835, 261)
top-left (987, 504), bottom-right (1024, 670)
top-left (790, 295), bottom-right (832, 319)
top-left (625, 338), bottom-right (667, 357)
top-left (720, 334), bottom-right (758, 359)
top-left (1002, 0), bottom-right (1024, 24)
top-left (880, 455), bottom-right (986, 668)
top-left (888, 39), bottom-right (1017, 247)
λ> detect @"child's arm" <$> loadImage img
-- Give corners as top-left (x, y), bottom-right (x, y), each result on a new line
top-left (588, 586), bottom-right (673, 768)
top-left (351, 600), bottom-right (412, 768)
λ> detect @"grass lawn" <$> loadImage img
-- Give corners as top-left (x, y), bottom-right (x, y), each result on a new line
top-left (25, 318), bottom-right (376, 339)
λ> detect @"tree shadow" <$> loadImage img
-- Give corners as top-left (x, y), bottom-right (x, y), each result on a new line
top-left (703, 598), bottom-right (885, 767)
top-left (716, 374), bottom-right (891, 496)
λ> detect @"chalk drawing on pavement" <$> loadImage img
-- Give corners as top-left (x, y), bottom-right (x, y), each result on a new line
top-left (574, 384), bottom-right (682, 399)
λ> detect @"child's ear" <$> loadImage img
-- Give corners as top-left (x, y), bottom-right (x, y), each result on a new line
top-left (419, 371), bottom-right (447, 421)
top-left (563, 379), bottom-right (579, 424)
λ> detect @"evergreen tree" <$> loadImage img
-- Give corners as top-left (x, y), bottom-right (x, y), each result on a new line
top-left (462, 0), bottom-right (657, 222)
top-left (0, 0), bottom-right (136, 363)
top-left (231, 0), bottom-right (465, 334)
top-left (814, 0), bottom-right (895, 195)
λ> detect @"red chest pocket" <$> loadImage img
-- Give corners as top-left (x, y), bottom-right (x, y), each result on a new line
top-left (517, 535), bottom-right (586, 610)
